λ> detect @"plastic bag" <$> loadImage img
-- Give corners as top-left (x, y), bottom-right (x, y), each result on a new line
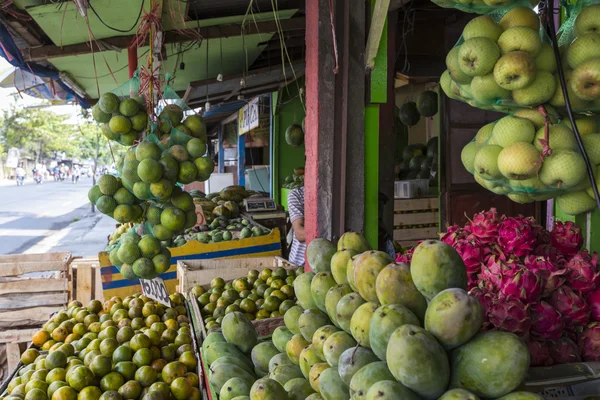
top-left (441, 5), bottom-right (561, 113)
top-left (552, 0), bottom-right (600, 114)
top-left (107, 223), bottom-right (172, 280)
top-left (460, 107), bottom-right (600, 215)
top-left (431, 0), bottom-right (537, 15)
top-left (92, 73), bottom-right (148, 147)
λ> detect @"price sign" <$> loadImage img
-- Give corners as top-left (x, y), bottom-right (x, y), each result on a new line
top-left (194, 204), bottom-right (206, 227)
top-left (238, 97), bottom-right (260, 135)
top-left (140, 277), bottom-right (172, 307)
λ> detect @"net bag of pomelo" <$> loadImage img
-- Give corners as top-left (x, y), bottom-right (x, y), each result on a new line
top-left (431, 0), bottom-right (537, 14)
top-left (441, 4), bottom-right (562, 114)
top-left (156, 81), bottom-right (214, 183)
top-left (460, 106), bottom-right (600, 215)
top-left (91, 73), bottom-right (149, 147)
top-left (87, 173), bottom-right (146, 224)
top-left (108, 223), bottom-right (172, 281)
top-left (143, 187), bottom-right (198, 244)
top-left (552, 0), bottom-right (600, 115)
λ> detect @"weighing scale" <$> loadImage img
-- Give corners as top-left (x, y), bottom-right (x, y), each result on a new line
top-left (243, 197), bottom-right (278, 213)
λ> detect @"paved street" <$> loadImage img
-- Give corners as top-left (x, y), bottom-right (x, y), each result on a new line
top-left (0, 176), bottom-right (99, 254)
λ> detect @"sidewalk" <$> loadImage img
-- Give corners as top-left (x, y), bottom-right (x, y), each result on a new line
top-left (26, 211), bottom-right (117, 257)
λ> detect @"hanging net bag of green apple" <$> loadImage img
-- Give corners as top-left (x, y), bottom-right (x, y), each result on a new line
top-left (441, 5), bottom-right (561, 113)
top-left (431, 0), bottom-right (538, 15)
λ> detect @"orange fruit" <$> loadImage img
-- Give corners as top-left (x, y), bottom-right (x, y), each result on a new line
top-left (51, 385), bottom-right (77, 400)
top-left (76, 386), bottom-right (102, 400)
top-left (161, 361), bottom-right (186, 384)
top-left (21, 349), bottom-right (40, 365)
top-left (32, 330), bottom-right (51, 347)
top-left (51, 327), bottom-right (68, 342)
top-left (169, 377), bottom-right (192, 400)
top-left (117, 381), bottom-right (142, 400)
top-left (99, 372), bottom-right (124, 392)
top-left (134, 366), bottom-right (157, 387)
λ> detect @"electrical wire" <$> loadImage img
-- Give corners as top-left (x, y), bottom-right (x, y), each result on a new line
top-left (88, 0), bottom-right (144, 33)
top-left (542, 0), bottom-right (600, 213)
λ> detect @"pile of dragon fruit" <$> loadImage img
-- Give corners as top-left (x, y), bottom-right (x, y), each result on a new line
top-left (398, 208), bottom-right (600, 366)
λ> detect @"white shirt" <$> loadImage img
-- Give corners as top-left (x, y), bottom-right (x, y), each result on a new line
top-left (288, 186), bottom-right (306, 266)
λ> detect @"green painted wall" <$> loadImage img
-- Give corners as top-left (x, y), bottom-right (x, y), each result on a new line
top-left (272, 79), bottom-right (306, 205)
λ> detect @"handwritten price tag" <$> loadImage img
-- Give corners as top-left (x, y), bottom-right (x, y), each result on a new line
top-left (140, 277), bottom-right (172, 307)
top-left (195, 204), bottom-right (206, 227)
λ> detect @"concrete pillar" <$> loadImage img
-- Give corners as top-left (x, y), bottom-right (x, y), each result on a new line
top-left (305, 0), bottom-right (366, 245)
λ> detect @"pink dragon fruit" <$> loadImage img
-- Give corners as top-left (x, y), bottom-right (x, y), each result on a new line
top-left (551, 220), bottom-right (583, 258)
top-left (454, 239), bottom-right (486, 276)
top-left (529, 301), bottom-right (565, 340)
top-left (500, 267), bottom-right (543, 303)
top-left (469, 287), bottom-right (493, 315)
top-left (527, 340), bottom-right (554, 367)
top-left (534, 243), bottom-right (565, 264)
top-left (488, 294), bottom-right (531, 337)
top-left (440, 225), bottom-right (469, 246)
top-left (588, 288), bottom-right (600, 322)
top-left (548, 337), bottom-right (582, 364)
top-left (550, 286), bottom-right (590, 327)
top-left (466, 208), bottom-right (500, 244)
top-left (578, 323), bottom-right (600, 362)
top-left (524, 254), bottom-right (567, 296)
top-left (498, 216), bottom-right (537, 258)
top-left (565, 251), bottom-right (600, 295)
top-left (478, 256), bottom-right (516, 291)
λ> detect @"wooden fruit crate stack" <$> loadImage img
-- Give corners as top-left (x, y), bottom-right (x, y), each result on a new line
top-left (0, 252), bottom-right (72, 380)
top-left (393, 197), bottom-right (440, 248)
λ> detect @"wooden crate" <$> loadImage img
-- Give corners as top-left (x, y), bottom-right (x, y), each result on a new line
top-left (181, 256), bottom-right (296, 339)
top-left (0, 328), bottom-right (37, 378)
top-left (393, 197), bottom-right (440, 248)
top-left (0, 252), bottom-right (72, 330)
top-left (71, 257), bottom-right (104, 304)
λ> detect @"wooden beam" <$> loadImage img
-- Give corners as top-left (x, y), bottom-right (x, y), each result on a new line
top-left (365, 0), bottom-right (391, 70)
top-left (0, 328), bottom-right (39, 344)
top-left (22, 17), bottom-right (306, 62)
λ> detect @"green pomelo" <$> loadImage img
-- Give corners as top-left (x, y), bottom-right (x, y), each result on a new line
top-left (369, 304), bottom-right (420, 361)
top-left (410, 240), bottom-right (467, 300)
top-left (109, 116), bottom-right (132, 135)
top-left (160, 207), bottom-right (186, 232)
top-left (183, 115), bottom-right (207, 140)
top-left (375, 262), bottom-right (428, 322)
top-left (99, 93), bottom-right (119, 114)
top-left (133, 181), bottom-right (151, 200)
top-left (122, 161), bottom-right (141, 183)
top-left (450, 331), bottom-right (530, 398)
top-left (92, 104), bottom-right (111, 123)
top-left (186, 138), bottom-right (207, 158)
top-left (149, 179), bottom-right (174, 201)
top-left (353, 251), bottom-right (394, 302)
top-left (194, 156), bottom-right (215, 181)
top-left (177, 161), bottom-right (197, 184)
top-left (130, 112), bottom-right (148, 132)
top-left (98, 174), bottom-right (120, 196)
top-left (119, 99), bottom-right (140, 117)
top-left (137, 159), bottom-right (163, 184)
top-left (136, 142), bottom-right (162, 161)
top-left (88, 186), bottom-right (103, 204)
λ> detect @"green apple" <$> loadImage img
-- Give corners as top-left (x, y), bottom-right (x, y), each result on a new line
top-left (571, 58), bottom-right (600, 100)
top-left (470, 74), bottom-right (511, 104)
top-left (475, 122), bottom-right (496, 148)
top-left (566, 33), bottom-right (600, 69)
top-left (497, 27), bottom-right (542, 56)
top-left (497, 142), bottom-right (541, 180)
top-left (463, 16), bottom-right (503, 41)
top-left (582, 134), bottom-right (600, 165)
top-left (461, 141), bottom-right (478, 174)
top-left (575, 4), bottom-right (600, 37)
top-left (493, 51), bottom-right (536, 90)
top-left (446, 46), bottom-right (473, 84)
top-left (483, 0), bottom-right (513, 6)
top-left (563, 117), bottom-right (599, 136)
top-left (509, 176), bottom-right (548, 192)
top-left (499, 7), bottom-right (540, 31)
top-left (490, 115), bottom-right (535, 147)
top-left (512, 70), bottom-right (556, 106)
top-left (474, 145), bottom-right (503, 179)
top-left (513, 108), bottom-right (551, 129)
top-left (587, 166), bottom-right (600, 198)
top-left (533, 125), bottom-right (578, 152)
top-left (440, 70), bottom-right (462, 100)
top-left (458, 37), bottom-right (501, 77)
top-left (535, 42), bottom-right (557, 72)
top-left (557, 191), bottom-right (596, 216)
top-left (539, 150), bottom-right (587, 189)
top-left (474, 172), bottom-right (510, 195)
top-left (549, 71), bottom-right (591, 109)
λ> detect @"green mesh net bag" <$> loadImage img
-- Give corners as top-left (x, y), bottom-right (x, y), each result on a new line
top-left (87, 173), bottom-right (146, 224)
top-left (107, 223), bottom-right (172, 280)
top-left (431, 0), bottom-right (537, 15)
top-left (460, 107), bottom-right (600, 215)
top-left (552, 0), bottom-right (600, 114)
top-left (441, 5), bottom-right (564, 113)
top-left (91, 73), bottom-right (149, 147)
